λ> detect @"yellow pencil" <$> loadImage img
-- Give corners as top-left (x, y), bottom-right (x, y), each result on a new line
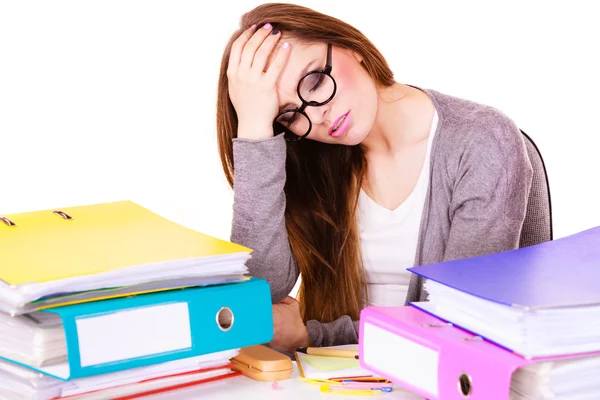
top-left (296, 347), bottom-right (359, 358)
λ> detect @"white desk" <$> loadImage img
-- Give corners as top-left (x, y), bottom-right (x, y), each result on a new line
top-left (147, 362), bottom-right (426, 399)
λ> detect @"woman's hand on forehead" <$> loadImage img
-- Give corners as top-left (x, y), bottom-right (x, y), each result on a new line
top-left (227, 23), bottom-right (291, 140)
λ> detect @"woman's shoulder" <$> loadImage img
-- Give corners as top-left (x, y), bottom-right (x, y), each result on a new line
top-left (423, 88), bottom-right (526, 158)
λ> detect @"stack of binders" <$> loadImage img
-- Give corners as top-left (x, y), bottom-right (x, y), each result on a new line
top-left (0, 201), bottom-right (274, 399)
top-left (358, 226), bottom-right (600, 400)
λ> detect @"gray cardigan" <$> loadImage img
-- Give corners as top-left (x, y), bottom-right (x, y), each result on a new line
top-left (230, 88), bottom-right (533, 347)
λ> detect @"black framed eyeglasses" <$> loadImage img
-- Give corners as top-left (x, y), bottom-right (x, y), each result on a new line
top-left (273, 44), bottom-right (337, 142)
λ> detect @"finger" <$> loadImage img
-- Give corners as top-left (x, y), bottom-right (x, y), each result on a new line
top-left (265, 41), bottom-right (291, 83)
top-left (228, 24), bottom-right (257, 74)
top-left (280, 296), bottom-right (297, 305)
top-left (251, 28), bottom-right (282, 73)
top-left (240, 23), bottom-right (274, 68)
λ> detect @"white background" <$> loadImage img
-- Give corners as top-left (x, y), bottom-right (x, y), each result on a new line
top-left (1, 0), bottom-right (599, 244)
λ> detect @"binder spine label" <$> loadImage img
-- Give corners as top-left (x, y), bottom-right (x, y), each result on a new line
top-left (362, 322), bottom-right (439, 398)
top-left (75, 302), bottom-right (192, 367)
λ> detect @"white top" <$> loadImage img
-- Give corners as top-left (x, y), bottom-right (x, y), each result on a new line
top-left (358, 110), bottom-right (438, 307)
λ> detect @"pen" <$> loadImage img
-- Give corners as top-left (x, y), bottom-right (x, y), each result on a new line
top-left (340, 382), bottom-right (393, 389)
top-left (299, 378), bottom-right (392, 388)
top-left (296, 347), bottom-right (359, 358)
top-left (335, 378), bottom-right (390, 383)
top-left (329, 385), bottom-right (393, 392)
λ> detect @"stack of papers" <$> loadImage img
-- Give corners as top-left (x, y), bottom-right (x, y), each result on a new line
top-left (510, 354), bottom-right (600, 399)
top-left (0, 311), bottom-right (65, 368)
top-left (0, 200), bottom-right (260, 399)
top-left (421, 280), bottom-right (600, 358)
top-left (0, 349), bottom-right (239, 400)
top-left (0, 200), bottom-right (252, 316)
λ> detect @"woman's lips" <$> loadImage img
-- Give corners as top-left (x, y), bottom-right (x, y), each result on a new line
top-left (329, 111), bottom-right (351, 137)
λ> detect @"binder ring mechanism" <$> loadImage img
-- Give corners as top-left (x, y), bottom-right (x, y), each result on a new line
top-left (53, 210), bottom-right (74, 220)
top-left (1, 210), bottom-right (73, 227)
top-left (0, 216), bottom-right (17, 227)
top-left (461, 335), bottom-right (483, 341)
top-left (421, 322), bottom-right (453, 328)
top-left (216, 307), bottom-right (234, 332)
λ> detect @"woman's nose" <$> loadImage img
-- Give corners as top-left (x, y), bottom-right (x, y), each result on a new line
top-left (305, 103), bottom-right (330, 126)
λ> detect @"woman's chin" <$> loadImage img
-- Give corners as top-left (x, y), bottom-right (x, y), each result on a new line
top-left (340, 129), bottom-right (367, 146)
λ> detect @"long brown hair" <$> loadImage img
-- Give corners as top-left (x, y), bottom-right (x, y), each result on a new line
top-left (217, 3), bottom-right (395, 323)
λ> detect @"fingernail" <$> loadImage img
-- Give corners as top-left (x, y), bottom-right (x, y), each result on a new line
top-left (263, 23), bottom-right (272, 29)
top-left (271, 28), bottom-right (279, 35)
top-left (250, 24), bottom-right (257, 30)
top-left (283, 42), bottom-right (289, 49)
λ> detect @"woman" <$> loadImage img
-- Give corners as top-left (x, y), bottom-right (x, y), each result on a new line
top-left (216, 3), bottom-right (533, 352)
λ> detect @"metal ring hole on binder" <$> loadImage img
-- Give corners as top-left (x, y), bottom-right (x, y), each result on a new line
top-left (0, 217), bottom-right (17, 227)
top-left (458, 373), bottom-right (473, 397)
top-left (421, 322), bottom-right (453, 328)
top-left (216, 307), bottom-right (234, 332)
top-left (53, 210), bottom-right (73, 220)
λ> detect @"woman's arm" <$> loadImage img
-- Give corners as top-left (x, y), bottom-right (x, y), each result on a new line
top-left (306, 318), bottom-right (359, 347)
top-left (443, 116), bottom-right (533, 261)
top-left (232, 133), bottom-right (360, 349)
top-left (230, 134), bottom-right (299, 303)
